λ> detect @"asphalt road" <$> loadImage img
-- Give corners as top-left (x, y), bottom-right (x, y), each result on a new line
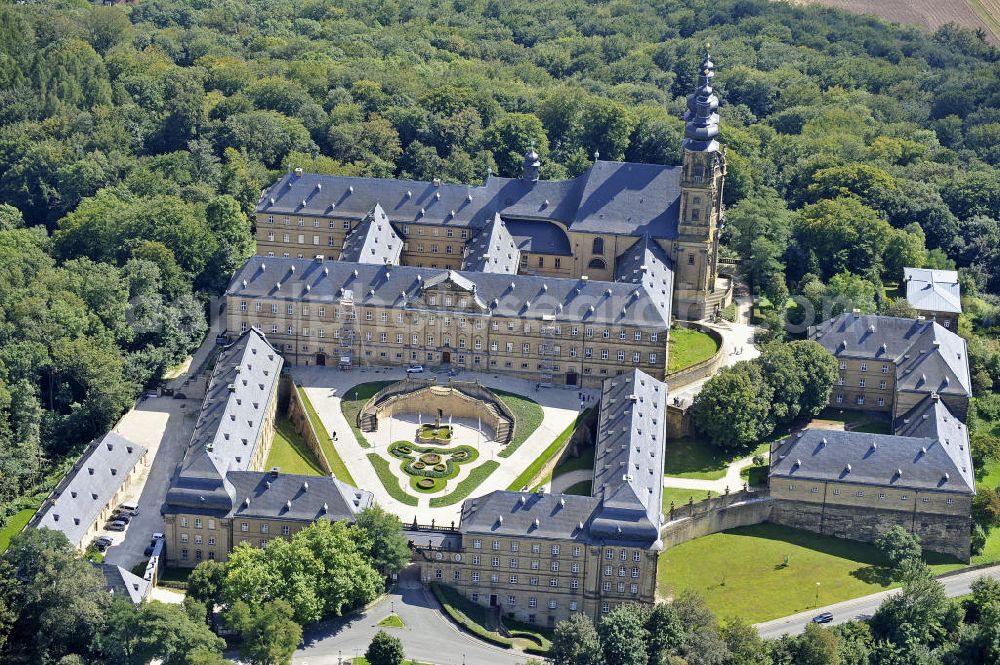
top-left (102, 397), bottom-right (198, 570)
top-left (755, 564), bottom-right (1000, 639)
top-left (296, 566), bottom-right (533, 665)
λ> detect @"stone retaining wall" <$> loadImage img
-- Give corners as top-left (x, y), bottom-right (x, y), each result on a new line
top-left (285, 381), bottom-right (334, 475)
top-left (660, 492), bottom-right (773, 551)
top-left (769, 499), bottom-right (971, 562)
top-left (664, 321), bottom-right (726, 390)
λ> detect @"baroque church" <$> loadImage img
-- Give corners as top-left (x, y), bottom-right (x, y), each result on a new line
top-left (251, 53), bottom-right (730, 323)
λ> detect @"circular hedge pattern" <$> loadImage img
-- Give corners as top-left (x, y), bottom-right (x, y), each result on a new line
top-left (419, 453), bottom-right (442, 465)
top-left (413, 461), bottom-right (426, 470)
top-left (433, 463), bottom-right (447, 472)
top-left (416, 478), bottom-right (436, 489)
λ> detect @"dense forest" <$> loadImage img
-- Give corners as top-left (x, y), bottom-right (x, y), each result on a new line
top-left (0, 0), bottom-right (998, 524)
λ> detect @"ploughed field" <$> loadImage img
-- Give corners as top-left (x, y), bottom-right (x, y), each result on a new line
top-left (786, 0), bottom-right (1000, 43)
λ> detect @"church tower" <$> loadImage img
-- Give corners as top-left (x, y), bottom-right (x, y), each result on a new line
top-left (672, 50), bottom-right (727, 321)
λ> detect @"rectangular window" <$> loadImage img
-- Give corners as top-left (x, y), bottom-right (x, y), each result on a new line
top-left (240, 522), bottom-right (248, 532)
top-left (528, 597), bottom-right (537, 608)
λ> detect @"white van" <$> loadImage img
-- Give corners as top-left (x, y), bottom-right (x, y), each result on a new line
top-left (118, 501), bottom-right (139, 515)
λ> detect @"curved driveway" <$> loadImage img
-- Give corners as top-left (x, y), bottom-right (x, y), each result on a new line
top-left (296, 567), bottom-right (533, 665)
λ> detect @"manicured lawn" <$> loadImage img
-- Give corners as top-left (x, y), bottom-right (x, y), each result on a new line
top-left (341, 380), bottom-right (396, 449)
top-left (657, 523), bottom-right (964, 623)
top-left (297, 386), bottom-right (357, 486)
top-left (0, 509), bottom-right (35, 553)
top-left (494, 389), bottom-right (543, 458)
top-left (366, 454), bottom-right (418, 507)
top-left (667, 327), bottom-right (720, 373)
top-left (663, 438), bottom-right (768, 480)
top-left (265, 417), bottom-right (326, 476)
top-left (429, 461), bottom-right (500, 508)
top-left (507, 409), bottom-right (591, 491)
top-left (377, 613), bottom-right (405, 628)
top-left (563, 480), bottom-right (591, 496)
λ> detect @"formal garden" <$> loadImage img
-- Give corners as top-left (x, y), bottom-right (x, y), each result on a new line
top-left (330, 378), bottom-right (561, 508)
top-left (388, 440), bottom-right (479, 493)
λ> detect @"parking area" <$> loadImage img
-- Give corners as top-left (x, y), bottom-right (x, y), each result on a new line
top-left (101, 396), bottom-right (199, 569)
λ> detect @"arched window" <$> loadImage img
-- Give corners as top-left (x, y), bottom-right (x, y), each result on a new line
top-left (588, 258), bottom-right (606, 270)
top-left (592, 238), bottom-right (604, 255)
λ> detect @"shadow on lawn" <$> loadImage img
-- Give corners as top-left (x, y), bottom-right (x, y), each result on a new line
top-left (725, 523), bottom-right (963, 587)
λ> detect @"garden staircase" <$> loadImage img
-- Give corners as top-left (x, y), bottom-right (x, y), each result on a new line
top-left (359, 412), bottom-right (377, 433)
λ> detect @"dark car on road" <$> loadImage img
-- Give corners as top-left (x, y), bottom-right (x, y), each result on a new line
top-left (812, 612), bottom-right (834, 624)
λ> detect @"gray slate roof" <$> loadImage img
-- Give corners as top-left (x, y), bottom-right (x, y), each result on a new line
top-left (771, 396), bottom-right (974, 494)
top-left (338, 203), bottom-right (403, 265)
top-left (590, 370), bottom-right (666, 543)
top-left (229, 256), bottom-right (672, 329)
top-left (459, 370), bottom-right (667, 549)
top-left (459, 491), bottom-right (601, 543)
top-left (808, 314), bottom-right (971, 398)
top-left (97, 563), bottom-right (149, 604)
top-left (461, 214), bottom-right (520, 274)
top-left (165, 329), bottom-right (283, 515)
top-left (34, 433), bottom-right (146, 546)
top-left (904, 268), bottom-right (962, 315)
top-left (229, 470), bottom-right (372, 522)
top-left (504, 219), bottom-right (572, 256)
top-left (614, 236), bottom-right (674, 328)
top-left (257, 161), bottom-right (683, 240)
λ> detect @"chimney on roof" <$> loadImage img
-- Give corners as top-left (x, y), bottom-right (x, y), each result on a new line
top-left (852, 309), bottom-right (861, 317)
top-left (294, 167), bottom-right (303, 177)
top-left (270, 467), bottom-right (279, 477)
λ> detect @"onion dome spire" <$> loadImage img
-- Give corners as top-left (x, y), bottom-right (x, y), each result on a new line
top-left (683, 45), bottom-right (721, 152)
top-left (522, 145), bottom-right (541, 183)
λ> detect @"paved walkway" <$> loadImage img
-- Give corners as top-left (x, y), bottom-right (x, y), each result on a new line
top-left (164, 295), bottom-right (224, 392)
top-left (669, 295), bottom-right (760, 408)
top-left (755, 564), bottom-right (1000, 639)
top-left (297, 566), bottom-right (532, 665)
top-left (292, 366), bottom-right (596, 524)
top-left (102, 396), bottom-right (199, 569)
top-left (661, 453), bottom-right (760, 494)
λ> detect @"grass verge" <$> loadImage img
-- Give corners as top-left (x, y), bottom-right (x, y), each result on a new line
top-left (494, 389), bottom-right (543, 458)
top-left (657, 523), bottom-right (964, 623)
top-left (341, 380), bottom-right (396, 449)
top-left (367, 454), bottom-right (418, 506)
top-left (429, 461), bottom-right (501, 508)
top-left (266, 417), bottom-right (326, 476)
top-left (507, 409), bottom-right (590, 491)
top-left (377, 613), bottom-right (405, 628)
top-left (297, 386), bottom-right (356, 485)
top-left (667, 327), bottom-right (720, 373)
top-left (661, 487), bottom-right (714, 513)
top-left (430, 582), bottom-right (551, 654)
top-left (0, 509), bottom-right (35, 553)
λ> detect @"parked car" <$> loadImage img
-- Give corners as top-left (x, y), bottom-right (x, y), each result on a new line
top-left (117, 502), bottom-right (139, 516)
top-left (111, 512), bottom-right (131, 524)
top-left (812, 612), bottom-right (834, 624)
top-left (107, 520), bottom-right (127, 531)
top-left (406, 364), bottom-right (424, 374)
